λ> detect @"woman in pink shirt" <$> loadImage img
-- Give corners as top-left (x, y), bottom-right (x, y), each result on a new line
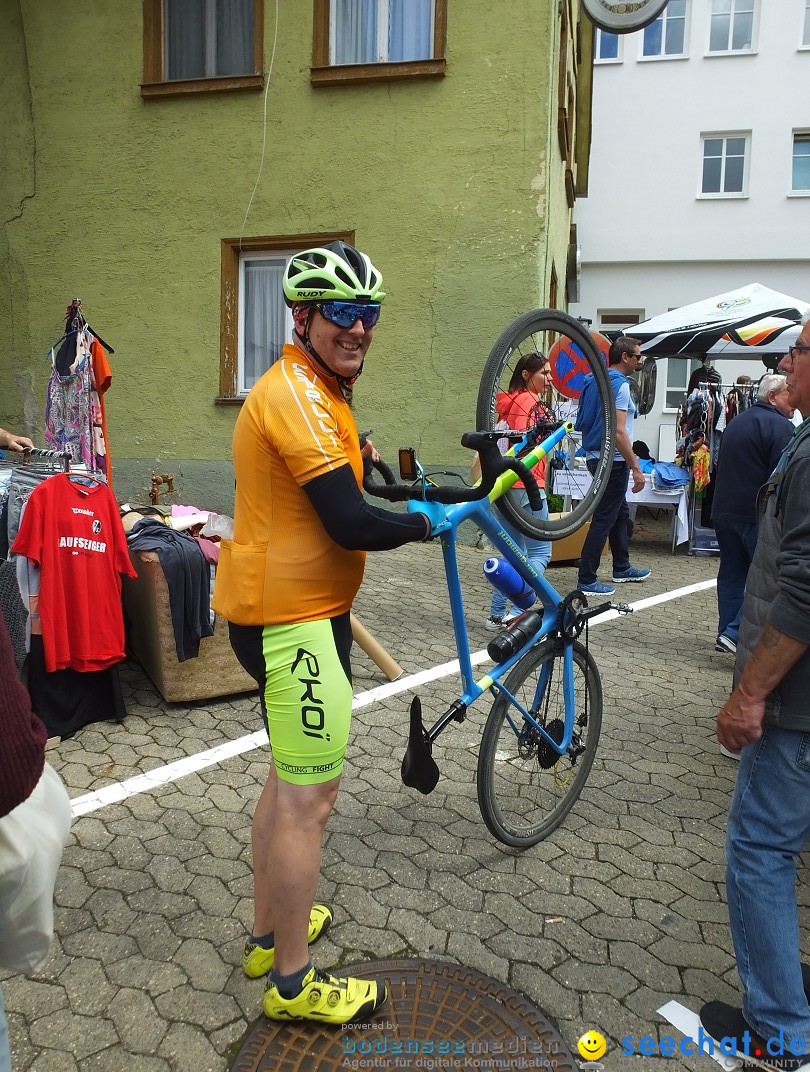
top-left (485, 352), bottom-right (553, 631)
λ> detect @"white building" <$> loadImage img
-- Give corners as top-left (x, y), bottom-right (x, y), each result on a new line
top-left (570, 0), bottom-right (810, 460)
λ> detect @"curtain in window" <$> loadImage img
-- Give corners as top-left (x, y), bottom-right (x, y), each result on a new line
top-left (389, 0), bottom-right (432, 61)
top-left (216, 0), bottom-right (253, 75)
top-left (165, 0), bottom-right (253, 79)
top-left (794, 136), bottom-right (810, 191)
top-left (333, 0), bottom-right (431, 64)
top-left (333, 0), bottom-right (377, 64)
top-left (242, 260), bottom-right (286, 392)
top-left (166, 0), bottom-right (206, 80)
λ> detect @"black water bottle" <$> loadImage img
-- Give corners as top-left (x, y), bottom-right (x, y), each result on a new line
top-left (487, 610), bottom-right (543, 663)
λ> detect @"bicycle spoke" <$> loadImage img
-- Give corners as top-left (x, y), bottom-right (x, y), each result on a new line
top-left (476, 309), bottom-right (616, 540)
top-left (477, 639), bottom-right (602, 848)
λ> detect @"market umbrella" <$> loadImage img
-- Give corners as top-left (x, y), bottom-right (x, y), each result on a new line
top-left (628, 282), bottom-right (808, 359)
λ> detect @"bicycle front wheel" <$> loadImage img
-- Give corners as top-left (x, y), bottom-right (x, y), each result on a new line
top-left (476, 308), bottom-right (616, 540)
top-left (476, 638), bottom-right (602, 848)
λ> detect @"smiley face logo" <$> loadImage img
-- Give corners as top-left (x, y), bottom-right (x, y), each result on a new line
top-left (577, 1030), bottom-right (607, 1061)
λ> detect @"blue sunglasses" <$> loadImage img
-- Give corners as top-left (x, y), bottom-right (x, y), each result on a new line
top-left (316, 301), bottom-right (381, 330)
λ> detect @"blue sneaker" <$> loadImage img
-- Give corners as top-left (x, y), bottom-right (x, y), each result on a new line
top-left (612, 566), bottom-right (651, 583)
top-left (577, 580), bottom-right (615, 596)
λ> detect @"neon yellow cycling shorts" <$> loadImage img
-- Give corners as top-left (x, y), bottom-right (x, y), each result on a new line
top-left (228, 615), bottom-right (353, 785)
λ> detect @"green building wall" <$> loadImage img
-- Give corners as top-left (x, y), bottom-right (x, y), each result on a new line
top-left (1, 1), bottom-right (588, 513)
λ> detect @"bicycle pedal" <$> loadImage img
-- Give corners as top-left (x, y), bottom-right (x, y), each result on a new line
top-left (614, 602), bottom-right (634, 614)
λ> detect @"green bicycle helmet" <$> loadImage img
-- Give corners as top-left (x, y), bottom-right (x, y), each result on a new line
top-left (283, 241), bottom-right (385, 305)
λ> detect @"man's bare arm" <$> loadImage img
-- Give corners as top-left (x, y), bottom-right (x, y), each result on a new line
top-left (717, 623), bottom-right (809, 751)
top-left (614, 409), bottom-right (645, 492)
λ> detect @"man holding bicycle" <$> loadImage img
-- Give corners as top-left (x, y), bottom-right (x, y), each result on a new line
top-left (700, 315), bottom-right (810, 1069)
top-left (212, 242), bottom-right (437, 1025)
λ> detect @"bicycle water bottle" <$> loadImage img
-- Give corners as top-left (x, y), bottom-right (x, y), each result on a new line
top-left (487, 610), bottom-right (543, 663)
top-left (482, 557), bottom-right (536, 610)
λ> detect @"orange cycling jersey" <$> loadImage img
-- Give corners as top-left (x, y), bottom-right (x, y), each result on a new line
top-left (212, 343), bottom-right (365, 626)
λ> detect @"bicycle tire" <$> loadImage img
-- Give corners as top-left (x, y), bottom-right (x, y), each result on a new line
top-left (476, 638), bottom-right (602, 848)
top-left (476, 308), bottom-right (616, 540)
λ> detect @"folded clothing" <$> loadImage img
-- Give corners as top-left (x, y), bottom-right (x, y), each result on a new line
top-left (127, 518), bottom-right (214, 661)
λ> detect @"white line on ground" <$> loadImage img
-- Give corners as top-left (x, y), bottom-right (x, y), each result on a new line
top-left (70, 577), bottom-right (717, 818)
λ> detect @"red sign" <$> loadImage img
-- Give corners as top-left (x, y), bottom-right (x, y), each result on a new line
top-left (547, 332), bottom-right (610, 399)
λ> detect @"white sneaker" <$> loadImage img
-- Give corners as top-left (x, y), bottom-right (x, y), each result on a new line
top-left (485, 612), bottom-right (519, 632)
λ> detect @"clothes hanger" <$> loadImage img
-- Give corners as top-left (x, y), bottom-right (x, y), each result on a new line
top-left (66, 471), bottom-right (108, 489)
top-left (44, 300), bottom-right (115, 357)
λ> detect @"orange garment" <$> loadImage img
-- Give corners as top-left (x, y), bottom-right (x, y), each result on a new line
top-left (691, 444), bottom-right (711, 493)
top-left (89, 337), bottom-right (113, 485)
top-left (212, 343), bottom-right (365, 626)
top-left (494, 389), bottom-right (549, 490)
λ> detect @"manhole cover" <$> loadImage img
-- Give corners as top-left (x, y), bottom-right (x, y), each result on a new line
top-left (231, 958), bottom-right (577, 1071)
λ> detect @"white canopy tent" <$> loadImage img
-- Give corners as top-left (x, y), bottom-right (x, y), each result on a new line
top-left (629, 283), bottom-right (808, 361)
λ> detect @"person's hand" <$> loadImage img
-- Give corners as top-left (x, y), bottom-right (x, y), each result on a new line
top-left (631, 466), bottom-right (645, 493)
top-left (360, 437), bottom-right (380, 464)
top-left (0, 430), bottom-right (33, 452)
top-left (407, 499), bottom-right (449, 539)
top-left (716, 686), bottom-right (765, 754)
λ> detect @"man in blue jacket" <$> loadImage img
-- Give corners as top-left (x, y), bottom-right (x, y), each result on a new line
top-left (575, 336), bottom-right (651, 596)
top-left (711, 373), bottom-right (794, 655)
top-left (700, 316), bottom-right (810, 1072)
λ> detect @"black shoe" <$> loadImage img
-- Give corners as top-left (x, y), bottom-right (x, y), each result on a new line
top-left (699, 1002), bottom-right (810, 1072)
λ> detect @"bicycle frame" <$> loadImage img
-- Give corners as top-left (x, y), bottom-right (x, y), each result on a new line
top-left (406, 423), bottom-right (578, 780)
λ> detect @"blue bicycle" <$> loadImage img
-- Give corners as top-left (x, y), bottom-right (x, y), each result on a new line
top-left (365, 310), bottom-right (622, 847)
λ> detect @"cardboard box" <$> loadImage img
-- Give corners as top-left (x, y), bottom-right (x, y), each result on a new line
top-left (548, 513), bottom-right (590, 564)
top-left (122, 550), bottom-right (255, 703)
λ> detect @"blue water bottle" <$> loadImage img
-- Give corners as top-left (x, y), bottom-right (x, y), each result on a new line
top-left (482, 557), bottom-right (536, 610)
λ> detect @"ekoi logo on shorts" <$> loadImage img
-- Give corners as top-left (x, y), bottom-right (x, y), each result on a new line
top-left (291, 648), bottom-right (330, 742)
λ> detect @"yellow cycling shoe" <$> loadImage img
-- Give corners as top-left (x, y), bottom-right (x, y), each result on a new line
top-left (242, 904), bottom-right (333, 979)
top-left (263, 966), bottom-right (387, 1024)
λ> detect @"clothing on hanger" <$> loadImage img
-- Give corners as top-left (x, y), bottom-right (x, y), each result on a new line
top-left (10, 473), bottom-right (136, 673)
top-left (44, 304), bottom-right (114, 482)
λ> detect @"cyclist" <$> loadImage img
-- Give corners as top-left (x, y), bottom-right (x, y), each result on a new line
top-left (212, 241), bottom-right (440, 1025)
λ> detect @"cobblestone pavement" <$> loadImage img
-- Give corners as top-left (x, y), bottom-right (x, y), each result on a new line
top-left (4, 514), bottom-right (808, 1071)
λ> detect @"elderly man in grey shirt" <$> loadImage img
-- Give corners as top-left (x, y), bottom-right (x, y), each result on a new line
top-left (700, 314), bottom-right (810, 1071)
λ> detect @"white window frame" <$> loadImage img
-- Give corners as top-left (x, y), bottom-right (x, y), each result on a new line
top-left (664, 358), bottom-right (702, 411)
top-left (791, 131), bottom-right (810, 195)
top-left (329, 0), bottom-right (436, 65)
top-left (594, 28), bottom-right (622, 63)
top-left (237, 252), bottom-right (293, 396)
top-left (706, 0), bottom-right (757, 55)
top-left (698, 132), bottom-right (750, 198)
top-left (802, 1), bottom-right (810, 48)
top-left (640, 0), bottom-right (688, 60)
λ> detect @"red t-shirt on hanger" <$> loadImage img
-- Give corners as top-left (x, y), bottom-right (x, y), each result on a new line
top-left (11, 474), bottom-right (136, 672)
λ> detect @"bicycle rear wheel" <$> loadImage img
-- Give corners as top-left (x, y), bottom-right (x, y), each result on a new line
top-left (476, 638), bottom-right (602, 848)
top-left (476, 308), bottom-right (616, 540)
